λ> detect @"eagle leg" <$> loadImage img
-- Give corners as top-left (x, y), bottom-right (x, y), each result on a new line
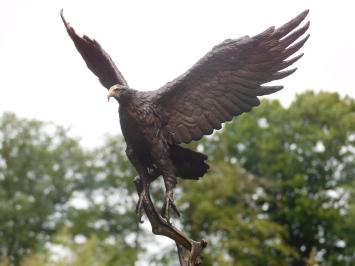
top-left (126, 145), bottom-right (159, 222)
top-left (161, 177), bottom-right (180, 223)
top-left (136, 182), bottom-right (150, 223)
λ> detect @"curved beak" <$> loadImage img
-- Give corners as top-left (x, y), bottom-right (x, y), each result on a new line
top-left (107, 85), bottom-right (118, 102)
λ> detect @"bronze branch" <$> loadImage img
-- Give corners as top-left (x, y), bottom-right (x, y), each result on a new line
top-left (134, 176), bottom-right (207, 265)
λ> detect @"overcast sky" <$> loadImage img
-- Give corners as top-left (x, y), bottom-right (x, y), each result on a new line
top-left (1, 0), bottom-right (354, 147)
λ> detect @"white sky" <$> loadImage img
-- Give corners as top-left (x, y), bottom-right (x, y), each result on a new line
top-left (1, 0), bottom-right (354, 147)
top-left (1, 1), bottom-right (354, 264)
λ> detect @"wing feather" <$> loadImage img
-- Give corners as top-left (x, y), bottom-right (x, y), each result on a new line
top-left (154, 10), bottom-right (310, 144)
top-left (272, 54), bottom-right (304, 71)
top-left (61, 10), bottom-right (127, 89)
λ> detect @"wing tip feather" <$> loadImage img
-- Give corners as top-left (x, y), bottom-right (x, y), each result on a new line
top-left (275, 9), bottom-right (310, 38)
top-left (301, 9), bottom-right (310, 17)
top-left (257, 85), bottom-right (284, 96)
top-left (60, 9), bottom-right (67, 28)
top-left (273, 68), bottom-right (297, 80)
top-left (60, 9), bottom-right (77, 37)
top-left (294, 9), bottom-right (310, 25)
top-left (287, 52), bottom-right (304, 66)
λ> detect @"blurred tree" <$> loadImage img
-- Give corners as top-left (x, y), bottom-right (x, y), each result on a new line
top-left (1, 90), bottom-right (354, 266)
top-left (191, 91), bottom-right (355, 265)
top-left (0, 112), bottom-right (89, 265)
top-left (66, 136), bottom-right (141, 264)
top-left (340, 181), bottom-right (355, 265)
top-left (0, 113), bottom-right (140, 266)
top-left (0, 228), bottom-right (138, 266)
top-left (179, 162), bottom-right (297, 265)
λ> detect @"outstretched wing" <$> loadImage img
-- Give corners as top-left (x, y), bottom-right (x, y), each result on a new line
top-left (154, 10), bottom-right (310, 144)
top-left (61, 10), bottom-right (127, 89)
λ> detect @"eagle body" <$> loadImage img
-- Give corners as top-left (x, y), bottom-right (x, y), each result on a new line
top-left (118, 90), bottom-right (158, 145)
top-left (118, 88), bottom-right (208, 182)
top-left (61, 9), bottom-right (310, 221)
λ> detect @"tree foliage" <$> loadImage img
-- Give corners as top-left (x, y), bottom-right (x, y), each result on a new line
top-left (0, 91), bottom-right (354, 266)
top-left (67, 136), bottom-right (139, 247)
top-left (180, 163), bottom-right (297, 266)
top-left (182, 91), bottom-right (355, 265)
top-left (0, 113), bottom-right (139, 265)
top-left (0, 113), bottom-right (89, 264)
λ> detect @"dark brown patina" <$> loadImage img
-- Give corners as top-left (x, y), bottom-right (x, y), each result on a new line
top-left (61, 10), bottom-right (309, 265)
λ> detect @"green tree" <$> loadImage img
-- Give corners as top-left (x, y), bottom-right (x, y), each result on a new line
top-left (191, 91), bottom-right (355, 265)
top-left (0, 228), bottom-right (138, 266)
top-left (0, 112), bottom-right (89, 265)
top-left (2, 90), bottom-right (354, 266)
top-left (66, 136), bottom-right (141, 264)
top-left (0, 113), bottom-right (140, 266)
top-left (179, 162), bottom-right (297, 265)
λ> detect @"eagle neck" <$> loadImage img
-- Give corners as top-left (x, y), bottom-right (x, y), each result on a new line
top-left (117, 88), bottom-right (135, 105)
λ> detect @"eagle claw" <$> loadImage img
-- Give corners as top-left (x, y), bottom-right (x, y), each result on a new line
top-left (136, 187), bottom-right (148, 223)
top-left (162, 189), bottom-right (180, 223)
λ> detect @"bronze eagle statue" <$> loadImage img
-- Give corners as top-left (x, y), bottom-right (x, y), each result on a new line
top-left (61, 10), bottom-right (309, 224)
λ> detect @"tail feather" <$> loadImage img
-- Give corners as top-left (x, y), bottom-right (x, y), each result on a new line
top-left (170, 145), bottom-right (209, 180)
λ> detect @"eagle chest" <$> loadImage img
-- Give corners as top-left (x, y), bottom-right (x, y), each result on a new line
top-left (119, 103), bottom-right (160, 145)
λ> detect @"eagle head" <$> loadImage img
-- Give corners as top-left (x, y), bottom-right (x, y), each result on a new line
top-left (107, 84), bottom-right (126, 102)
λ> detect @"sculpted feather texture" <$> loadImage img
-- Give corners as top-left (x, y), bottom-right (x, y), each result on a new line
top-left (61, 10), bottom-right (310, 264)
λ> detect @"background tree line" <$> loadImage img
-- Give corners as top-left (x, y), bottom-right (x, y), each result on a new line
top-left (0, 91), bottom-right (354, 265)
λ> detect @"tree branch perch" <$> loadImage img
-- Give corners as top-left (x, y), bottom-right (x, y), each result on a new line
top-left (134, 176), bottom-right (207, 265)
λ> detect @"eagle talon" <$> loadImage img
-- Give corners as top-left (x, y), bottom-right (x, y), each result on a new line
top-left (136, 188), bottom-right (148, 223)
top-left (162, 189), bottom-right (180, 223)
